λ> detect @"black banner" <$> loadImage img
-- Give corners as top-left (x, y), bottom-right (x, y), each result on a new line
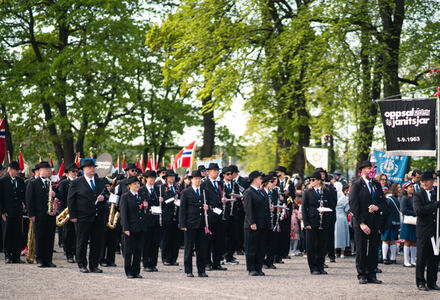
top-left (378, 98), bottom-right (436, 156)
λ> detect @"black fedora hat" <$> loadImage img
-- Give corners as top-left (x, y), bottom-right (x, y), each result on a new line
top-left (38, 161), bottom-right (52, 169)
top-left (189, 170), bottom-right (203, 178)
top-left (358, 161), bottom-right (373, 171)
top-left (275, 166), bottom-right (287, 173)
top-left (143, 170), bottom-right (157, 178)
top-left (207, 163), bottom-right (220, 170)
top-left (164, 169), bottom-right (177, 177)
top-left (127, 176), bottom-right (141, 185)
top-left (197, 165), bottom-right (207, 172)
top-left (229, 165), bottom-right (239, 173)
top-left (420, 170), bottom-right (435, 181)
top-left (81, 159), bottom-right (96, 169)
top-left (9, 161), bottom-right (20, 171)
top-left (307, 171), bottom-right (322, 180)
top-left (124, 163), bottom-right (137, 171)
top-left (157, 167), bottom-right (167, 174)
top-left (262, 174), bottom-right (274, 184)
top-left (32, 163), bottom-right (40, 172)
top-left (66, 163), bottom-right (79, 172)
top-left (248, 170), bottom-right (263, 183)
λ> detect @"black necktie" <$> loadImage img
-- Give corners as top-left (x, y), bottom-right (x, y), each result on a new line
top-left (11, 178), bottom-right (16, 189)
top-left (227, 183), bottom-right (231, 193)
top-left (430, 190), bottom-right (434, 202)
top-left (150, 187), bottom-right (154, 195)
top-left (170, 186), bottom-right (175, 194)
top-left (214, 181), bottom-right (218, 192)
top-left (369, 181), bottom-right (376, 204)
top-left (258, 189), bottom-right (265, 198)
top-left (135, 194), bottom-right (141, 206)
top-left (196, 188), bottom-right (200, 198)
top-left (44, 180), bottom-right (49, 190)
top-left (316, 189), bottom-right (321, 198)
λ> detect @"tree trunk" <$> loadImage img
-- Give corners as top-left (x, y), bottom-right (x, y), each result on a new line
top-left (201, 95), bottom-right (215, 158)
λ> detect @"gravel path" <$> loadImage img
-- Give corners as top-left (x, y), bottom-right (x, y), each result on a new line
top-left (0, 244), bottom-right (438, 299)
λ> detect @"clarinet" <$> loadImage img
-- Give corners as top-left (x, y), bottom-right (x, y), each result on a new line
top-left (269, 189), bottom-right (274, 229)
top-left (230, 181), bottom-right (235, 217)
top-left (222, 182), bottom-right (227, 221)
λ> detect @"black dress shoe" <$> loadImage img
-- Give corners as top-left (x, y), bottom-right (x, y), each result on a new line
top-left (417, 283), bottom-right (428, 291)
top-left (38, 263), bottom-right (49, 268)
top-left (367, 278), bottom-right (382, 284)
top-left (428, 285), bottom-right (440, 290)
top-left (170, 262), bottom-right (179, 266)
top-left (384, 260), bottom-right (392, 265)
top-left (311, 270), bottom-right (321, 275)
top-left (257, 271), bottom-right (265, 276)
top-left (329, 258), bottom-right (336, 263)
top-left (274, 260), bottom-right (284, 264)
top-left (152, 267), bottom-right (158, 272)
top-left (264, 264), bottom-right (276, 269)
top-left (198, 273), bottom-right (208, 277)
top-left (249, 271), bottom-right (259, 276)
top-left (101, 263), bottom-right (109, 267)
top-left (375, 268), bottom-right (382, 273)
top-left (127, 275), bottom-right (135, 279)
top-left (79, 267), bottom-right (89, 273)
top-left (205, 265), bottom-right (213, 271)
top-left (320, 270), bottom-right (328, 275)
top-left (135, 274), bottom-right (143, 279)
top-left (212, 266), bottom-right (227, 271)
top-left (5, 258), bottom-right (12, 264)
top-left (90, 267), bottom-right (103, 273)
top-left (323, 263), bottom-right (329, 268)
top-left (144, 267), bottom-right (154, 272)
top-left (108, 263), bottom-right (117, 267)
top-left (283, 255), bottom-right (291, 259)
top-left (186, 273), bottom-right (194, 277)
top-left (359, 277), bottom-right (368, 284)
top-left (12, 259), bottom-right (25, 264)
top-left (67, 258), bottom-right (75, 263)
top-left (47, 262), bottom-right (56, 268)
top-left (163, 262), bottom-right (172, 266)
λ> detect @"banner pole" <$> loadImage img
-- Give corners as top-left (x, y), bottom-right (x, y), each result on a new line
top-left (436, 94), bottom-right (440, 255)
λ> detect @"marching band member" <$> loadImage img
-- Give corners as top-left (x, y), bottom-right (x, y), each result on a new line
top-left (262, 173), bottom-right (278, 269)
top-left (116, 163), bottom-right (138, 196)
top-left (0, 161), bottom-right (26, 263)
top-left (67, 159), bottom-right (107, 273)
top-left (243, 171), bottom-right (270, 276)
top-left (179, 170), bottom-right (209, 277)
top-left (302, 171), bottom-right (334, 275)
top-left (56, 163), bottom-right (79, 263)
top-left (349, 161), bottom-right (387, 284)
top-left (221, 166), bottom-right (241, 265)
top-left (155, 167), bottom-right (167, 187)
top-left (414, 171), bottom-right (440, 291)
top-left (230, 165), bottom-right (247, 255)
top-left (100, 180), bottom-right (117, 267)
top-left (201, 163), bottom-right (227, 271)
top-left (275, 166), bottom-right (293, 260)
top-left (161, 169), bottom-right (180, 266)
top-left (197, 165), bottom-right (208, 180)
top-left (26, 161), bottom-right (56, 268)
top-left (120, 176), bottom-right (148, 279)
top-left (140, 170), bottom-right (162, 272)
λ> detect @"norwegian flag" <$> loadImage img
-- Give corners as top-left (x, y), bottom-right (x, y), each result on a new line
top-left (18, 150), bottom-right (24, 172)
top-left (173, 140), bottom-right (197, 170)
top-left (57, 159), bottom-right (64, 179)
top-left (0, 118), bottom-right (5, 165)
top-left (49, 154), bottom-right (55, 175)
top-left (113, 154), bottom-right (120, 174)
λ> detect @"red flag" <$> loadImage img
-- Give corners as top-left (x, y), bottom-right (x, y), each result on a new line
top-left (57, 159), bottom-right (64, 179)
top-left (140, 154), bottom-right (145, 173)
top-left (49, 154), bottom-right (55, 175)
top-left (146, 154), bottom-right (152, 171)
top-left (155, 154), bottom-right (159, 171)
top-left (0, 118), bottom-right (5, 165)
top-left (75, 153), bottom-right (81, 168)
top-left (18, 150), bottom-right (24, 172)
top-left (122, 153), bottom-right (126, 171)
top-left (38, 152), bottom-right (42, 163)
top-left (173, 140), bottom-right (197, 170)
top-left (135, 155), bottom-right (139, 169)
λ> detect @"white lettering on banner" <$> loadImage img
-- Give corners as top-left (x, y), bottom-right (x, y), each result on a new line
top-left (383, 107), bottom-right (431, 128)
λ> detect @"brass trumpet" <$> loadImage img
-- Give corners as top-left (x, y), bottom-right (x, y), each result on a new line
top-left (107, 203), bottom-right (120, 229)
top-left (56, 208), bottom-right (70, 227)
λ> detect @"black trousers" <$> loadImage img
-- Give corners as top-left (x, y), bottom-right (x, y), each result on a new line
top-left (161, 220), bottom-right (179, 264)
top-left (143, 226), bottom-right (161, 268)
top-left (2, 217), bottom-right (22, 261)
top-left (184, 227), bottom-right (207, 274)
top-left (63, 221), bottom-right (76, 259)
top-left (235, 211), bottom-right (245, 252)
top-left (246, 228), bottom-right (267, 272)
top-left (354, 225), bottom-right (379, 279)
top-left (34, 216), bottom-right (56, 265)
top-left (416, 237), bottom-right (440, 286)
top-left (224, 218), bottom-right (236, 261)
top-left (101, 226), bottom-right (117, 264)
top-left (206, 221), bottom-right (225, 267)
top-left (123, 232), bottom-right (145, 276)
top-left (327, 220), bottom-right (336, 259)
top-left (265, 229), bottom-right (280, 266)
top-left (280, 217), bottom-right (291, 257)
top-left (306, 227), bottom-right (329, 272)
top-left (75, 217), bottom-right (104, 270)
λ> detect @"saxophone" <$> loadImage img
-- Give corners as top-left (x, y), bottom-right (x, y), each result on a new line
top-left (107, 203), bottom-right (120, 229)
top-left (47, 181), bottom-right (58, 216)
top-left (56, 208), bottom-right (69, 227)
top-left (26, 220), bottom-right (35, 263)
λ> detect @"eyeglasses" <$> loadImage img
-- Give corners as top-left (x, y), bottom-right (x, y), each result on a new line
top-left (310, 178), bottom-right (318, 182)
top-left (225, 173), bottom-right (232, 176)
top-left (270, 180), bottom-right (276, 183)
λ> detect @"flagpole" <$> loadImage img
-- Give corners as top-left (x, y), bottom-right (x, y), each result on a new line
top-left (435, 93), bottom-right (440, 255)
